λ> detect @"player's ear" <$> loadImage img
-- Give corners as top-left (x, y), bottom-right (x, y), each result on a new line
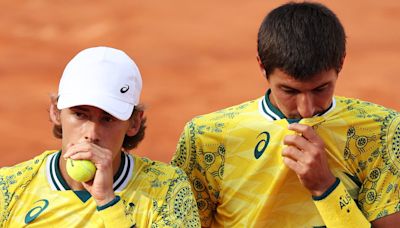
top-left (49, 95), bottom-right (61, 125)
top-left (126, 110), bottom-right (143, 137)
top-left (338, 53), bottom-right (346, 73)
top-left (256, 55), bottom-right (267, 78)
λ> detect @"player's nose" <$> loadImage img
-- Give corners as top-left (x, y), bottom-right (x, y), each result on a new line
top-left (82, 121), bottom-right (100, 144)
top-left (297, 93), bottom-right (315, 118)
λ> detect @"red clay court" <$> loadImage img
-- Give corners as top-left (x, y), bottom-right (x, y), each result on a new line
top-left (0, 0), bottom-right (399, 166)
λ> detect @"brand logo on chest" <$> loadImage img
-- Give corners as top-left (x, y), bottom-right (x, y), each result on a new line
top-left (254, 131), bottom-right (270, 159)
top-left (25, 199), bottom-right (49, 224)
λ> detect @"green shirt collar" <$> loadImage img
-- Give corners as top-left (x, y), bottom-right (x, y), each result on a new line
top-left (262, 89), bottom-right (334, 123)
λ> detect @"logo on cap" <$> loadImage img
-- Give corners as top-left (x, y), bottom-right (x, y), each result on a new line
top-left (120, 85), bottom-right (129, 93)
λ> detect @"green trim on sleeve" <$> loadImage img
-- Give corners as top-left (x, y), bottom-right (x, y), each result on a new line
top-left (312, 178), bottom-right (340, 201)
top-left (97, 196), bottom-right (120, 211)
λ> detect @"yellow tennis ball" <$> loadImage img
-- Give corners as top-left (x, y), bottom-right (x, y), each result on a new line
top-left (66, 158), bottom-right (96, 182)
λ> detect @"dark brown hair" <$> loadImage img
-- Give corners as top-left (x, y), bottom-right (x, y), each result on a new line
top-left (257, 2), bottom-right (346, 80)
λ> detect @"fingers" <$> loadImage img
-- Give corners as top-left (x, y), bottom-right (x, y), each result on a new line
top-left (62, 142), bottom-right (115, 204)
top-left (283, 123), bottom-right (325, 165)
top-left (282, 144), bottom-right (324, 168)
top-left (63, 142), bottom-right (85, 156)
top-left (286, 123), bottom-right (324, 150)
top-left (282, 123), bottom-right (336, 195)
top-left (282, 145), bottom-right (302, 162)
top-left (284, 134), bottom-right (308, 150)
top-left (282, 146), bottom-right (305, 174)
top-left (282, 145), bottom-right (314, 168)
top-left (288, 123), bottom-right (323, 145)
top-left (282, 156), bottom-right (302, 173)
top-left (62, 142), bottom-right (112, 170)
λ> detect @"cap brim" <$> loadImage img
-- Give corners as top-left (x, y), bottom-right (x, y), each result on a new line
top-left (57, 93), bottom-right (134, 121)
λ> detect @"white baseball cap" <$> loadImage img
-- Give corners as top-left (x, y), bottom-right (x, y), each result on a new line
top-left (57, 46), bottom-right (142, 121)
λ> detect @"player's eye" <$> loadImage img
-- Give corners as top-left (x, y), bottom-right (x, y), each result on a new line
top-left (102, 115), bottom-right (115, 123)
top-left (313, 85), bottom-right (328, 93)
top-left (73, 111), bottom-right (86, 119)
top-left (282, 88), bottom-right (299, 95)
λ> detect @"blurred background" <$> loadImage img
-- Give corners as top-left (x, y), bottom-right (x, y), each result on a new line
top-left (1, 0), bottom-right (399, 166)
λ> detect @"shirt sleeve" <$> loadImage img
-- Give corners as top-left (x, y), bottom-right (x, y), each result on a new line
top-left (0, 153), bottom-right (47, 227)
top-left (0, 168), bottom-right (8, 227)
top-left (357, 113), bottom-right (400, 221)
top-left (97, 197), bottom-right (136, 228)
top-left (151, 166), bottom-right (201, 227)
top-left (171, 120), bottom-right (223, 227)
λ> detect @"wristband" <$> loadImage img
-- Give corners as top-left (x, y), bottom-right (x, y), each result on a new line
top-left (313, 178), bottom-right (371, 228)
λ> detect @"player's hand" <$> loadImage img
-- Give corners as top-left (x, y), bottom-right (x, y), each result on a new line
top-left (282, 123), bottom-right (336, 196)
top-left (63, 142), bottom-right (116, 206)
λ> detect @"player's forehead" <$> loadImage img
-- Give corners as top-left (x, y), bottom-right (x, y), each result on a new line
top-left (69, 105), bottom-right (113, 116)
top-left (269, 68), bottom-right (337, 90)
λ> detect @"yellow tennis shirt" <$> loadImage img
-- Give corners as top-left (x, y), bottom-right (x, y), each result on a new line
top-left (1, 151), bottom-right (200, 227)
top-left (172, 94), bottom-right (400, 227)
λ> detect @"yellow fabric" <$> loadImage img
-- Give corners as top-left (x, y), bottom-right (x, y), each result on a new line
top-left (0, 150), bottom-right (200, 227)
top-left (172, 96), bottom-right (400, 227)
top-left (313, 179), bottom-right (370, 228)
top-left (97, 199), bottom-right (134, 227)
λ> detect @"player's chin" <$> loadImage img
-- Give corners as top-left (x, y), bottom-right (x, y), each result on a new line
top-left (287, 114), bottom-right (302, 119)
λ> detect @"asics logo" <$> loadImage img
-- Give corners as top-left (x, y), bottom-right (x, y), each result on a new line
top-left (254, 131), bottom-right (270, 159)
top-left (120, 85), bottom-right (129, 93)
top-left (25, 199), bottom-right (49, 224)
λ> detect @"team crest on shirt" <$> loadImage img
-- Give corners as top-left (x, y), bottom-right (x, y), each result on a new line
top-left (25, 199), bottom-right (49, 224)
